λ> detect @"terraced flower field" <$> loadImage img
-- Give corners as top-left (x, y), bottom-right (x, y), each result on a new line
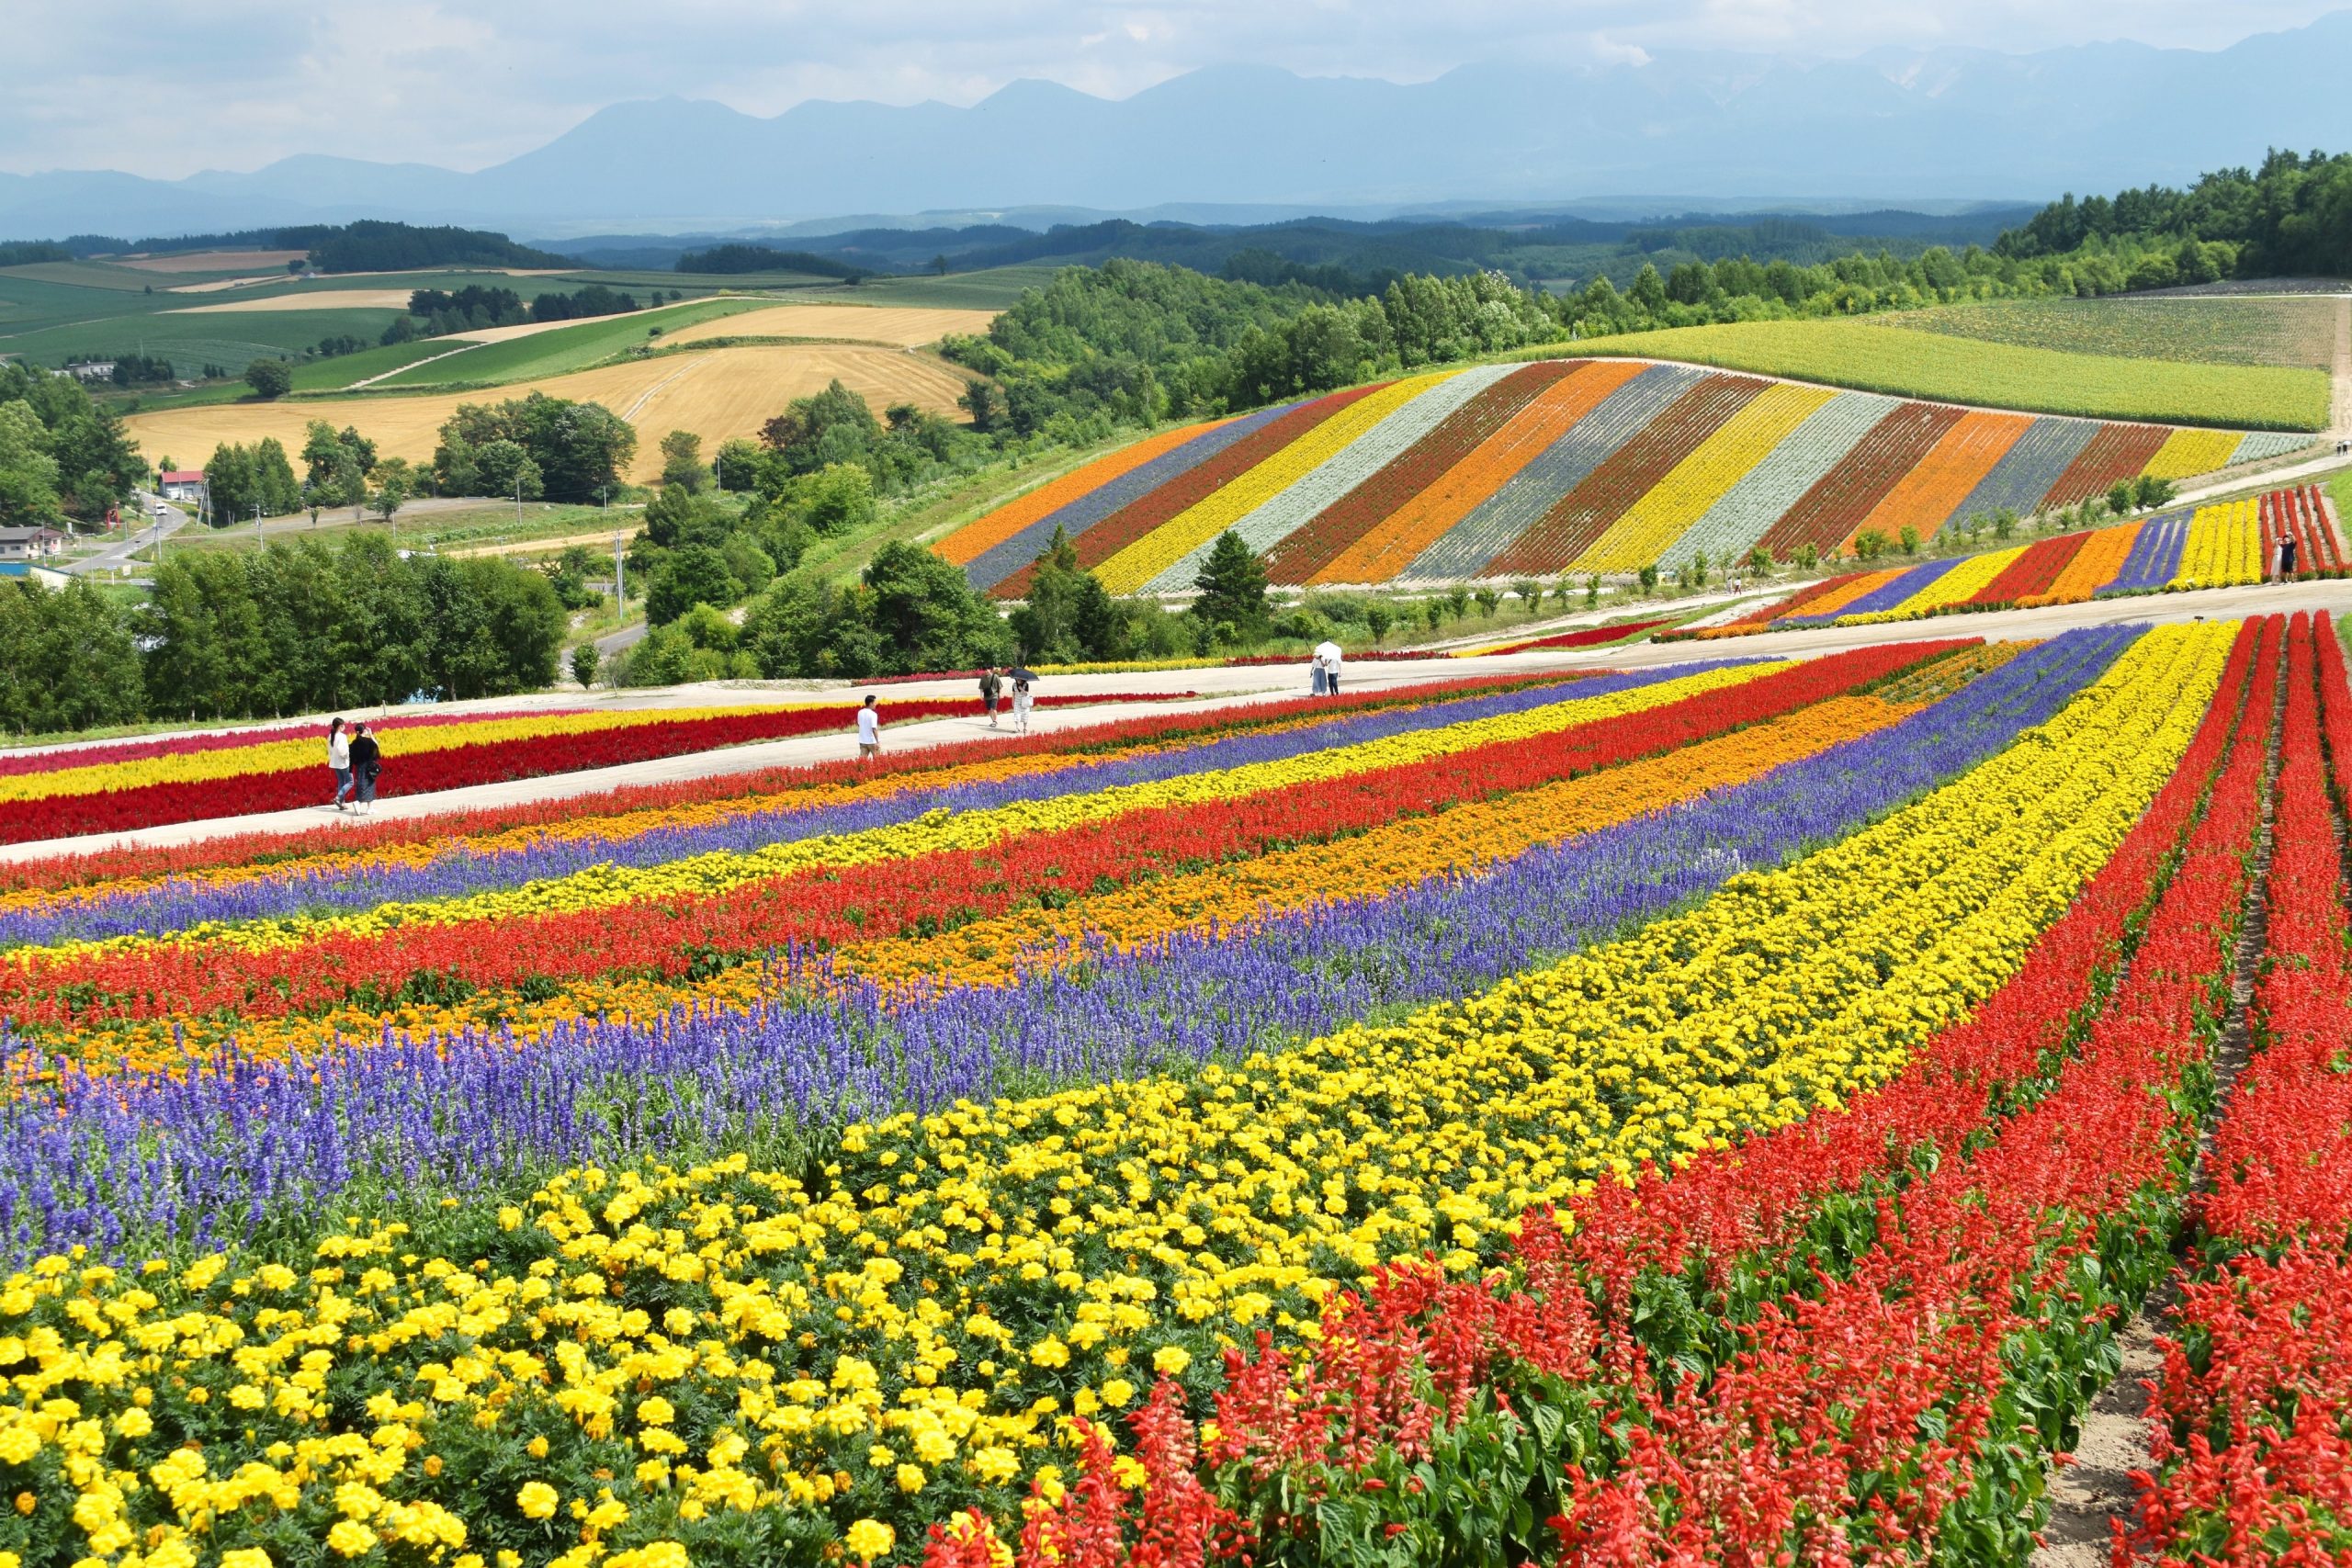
top-left (1690, 482), bottom-right (2346, 637)
top-left (6, 609), bottom-right (2350, 1566)
top-left (936, 358), bottom-right (2310, 594)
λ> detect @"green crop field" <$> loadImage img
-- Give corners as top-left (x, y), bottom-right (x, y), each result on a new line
top-left (1884, 295), bottom-right (2341, 368)
top-left (1558, 317), bottom-right (2330, 430)
top-left (794, 265), bottom-right (1061, 310)
top-left (0, 308), bottom-right (405, 372)
top-left (365, 297), bottom-right (773, 389)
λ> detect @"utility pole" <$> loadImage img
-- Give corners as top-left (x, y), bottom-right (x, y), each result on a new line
top-left (613, 531), bottom-right (627, 609)
top-left (515, 472), bottom-right (524, 527)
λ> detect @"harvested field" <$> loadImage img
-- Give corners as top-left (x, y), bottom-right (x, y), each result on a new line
top-left (120, 344), bottom-right (977, 483)
top-left (164, 289), bottom-right (419, 314)
top-left (657, 303), bottom-right (1000, 346)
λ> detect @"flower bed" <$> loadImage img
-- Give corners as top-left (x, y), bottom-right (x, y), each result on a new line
top-left (0, 615), bottom-right (2311, 1568)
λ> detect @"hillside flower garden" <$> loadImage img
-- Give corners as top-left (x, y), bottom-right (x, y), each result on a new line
top-left (2, 608), bottom-right (2350, 1566)
top-left (933, 357), bottom-right (2311, 593)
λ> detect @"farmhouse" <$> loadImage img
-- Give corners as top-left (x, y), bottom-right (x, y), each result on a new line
top-left (63, 361), bottom-right (117, 383)
top-left (0, 526), bottom-right (69, 561)
top-left (158, 469), bottom-right (208, 503)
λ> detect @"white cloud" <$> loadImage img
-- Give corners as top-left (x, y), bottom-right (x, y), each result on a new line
top-left (0, 0), bottom-right (2345, 175)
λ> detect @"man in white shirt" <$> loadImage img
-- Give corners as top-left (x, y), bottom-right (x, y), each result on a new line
top-left (1314, 638), bottom-right (1343, 695)
top-left (855, 695), bottom-right (881, 760)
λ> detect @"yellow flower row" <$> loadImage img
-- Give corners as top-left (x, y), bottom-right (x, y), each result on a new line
top-left (33, 662), bottom-right (1776, 966)
top-left (0, 624), bottom-right (2229, 1567)
top-left (1, 706), bottom-right (789, 805)
top-left (1571, 382), bottom-right (1837, 574)
top-left (2174, 496), bottom-right (2261, 589)
top-left (1094, 373), bottom-right (1456, 594)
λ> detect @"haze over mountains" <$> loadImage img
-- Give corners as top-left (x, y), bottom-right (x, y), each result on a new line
top-left (4, 12), bottom-right (2349, 242)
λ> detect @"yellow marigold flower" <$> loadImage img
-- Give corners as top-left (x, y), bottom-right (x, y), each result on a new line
top-left (1152, 1347), bottom-right (1191, 1376)
top-left (327, 1519), bottom-right (379, 1558)
top-left (526, 1436), bottom-right (549, 1460)
top-left (220, 1552), bottom-right (275, 1568)
top-left (845, 1518), bottom-right (895, 1562)
top-left (896, 1462), bottom-right (925, 1493)
top-left (515, 1482), bottom-right (559, 1521)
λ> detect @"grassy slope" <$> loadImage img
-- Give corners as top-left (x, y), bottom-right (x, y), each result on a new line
top-left (168, 502), bottom-right (628, 557)
top-left (1555, 318), bottom-right (2329, 431)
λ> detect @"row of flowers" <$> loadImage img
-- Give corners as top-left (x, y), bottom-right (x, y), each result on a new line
top-left (4, 626), bottom-right (2121, 1257)
top-left (0, 707), bottom-right (589, 784)
top-left (0, 696), bottom-right (1186, 849)
top-left (0, 619), bottom-right (2248, 1568)
top-left (5, 663), bottom-right (1795, 1063)
top-left (2122, 611), bottom-right (2352, 1563)
top-left (9, 651), bottom-right (1935, 1066)
top-left (943, 354), bottom-right (2300, 596)
top-left (1673, 484), bottom-right (2342, 642)
top-left (0, 674), bottom-right (1565, 907)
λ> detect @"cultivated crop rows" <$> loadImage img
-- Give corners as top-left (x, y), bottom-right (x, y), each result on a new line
top-left (8, 613), bottom-right (2348, 1566)
top-left (1692, 483), bottom-right (2343, 639)
top-left (942, 357), bottom-right (2302, 593)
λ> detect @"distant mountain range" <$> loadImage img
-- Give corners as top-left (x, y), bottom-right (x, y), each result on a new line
top-left (4, 12), bottom-right (2349, 242)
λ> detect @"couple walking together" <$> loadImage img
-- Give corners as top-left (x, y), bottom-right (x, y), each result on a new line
top-left (326, 717), bottom-right (383, 811)
top-left (978, 665), bottom-right (1035, 732)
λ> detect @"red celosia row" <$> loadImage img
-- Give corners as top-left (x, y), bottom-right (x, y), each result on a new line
top-left (2122, 611), bottom-right (2352, 1565)
top-left (2258, 483), bottom-right (2345, 576)
top-left (0, 694), bottom-right (1188, 848)
top-left (0, 673), bottom-right (1564, 898)
top-left (1468, 618), bottom-right (1671, 658)
top-left (914, 618), bottom-right (2277, 1567)
top-left (5, 643), bottom-right (1956, 1028)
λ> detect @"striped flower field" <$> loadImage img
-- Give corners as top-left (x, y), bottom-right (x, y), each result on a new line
top-left (1685, 481), bottom-right (2346, 638)
top-left (6, 609), bottom-right (2351, 1566)
top-left (935, 357), bottom-right (2312, 594)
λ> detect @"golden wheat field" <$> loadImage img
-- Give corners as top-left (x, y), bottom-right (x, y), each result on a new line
top-left (163, 288), bottom-right (421, 314)
top-left (657, 302), bottom-right (1000, 347)
top-left (120, 343), bottom-right (978, 482)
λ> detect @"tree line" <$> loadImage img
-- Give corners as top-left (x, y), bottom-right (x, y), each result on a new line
top-left (0, 535), bottom-right (566, 734)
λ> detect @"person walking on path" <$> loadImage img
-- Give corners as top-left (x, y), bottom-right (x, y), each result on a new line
top-left (347, 723), bottom-right (381, 814)
top-left (1012, 672), bottom-right (1035, 734)
top-left (325, 717), bottom-right (354, 810)
top-left (2280, 534), bottom-right (2300, 578)
top-left (979, 666), bottom-right (1002, 728)
top-left (1315, 638), bottom-right (1344, 695)
top-left (856, 695), bottom-right (882, 761)
top-left (1309, 650), bottom-right (1328, 695)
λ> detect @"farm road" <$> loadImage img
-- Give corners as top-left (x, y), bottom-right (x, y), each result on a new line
top-left (6, 574), bottom-right (2349, 863)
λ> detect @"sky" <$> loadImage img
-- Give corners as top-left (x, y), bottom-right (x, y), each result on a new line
top-left (5, 0), bottom-right (2346, 179)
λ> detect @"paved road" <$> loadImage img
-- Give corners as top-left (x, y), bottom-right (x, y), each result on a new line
top-left (61, 491), bottom-right (187, 575)
top-left (6, 575), bottom-right (2348, 863)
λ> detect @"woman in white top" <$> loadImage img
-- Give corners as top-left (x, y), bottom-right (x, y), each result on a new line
top-left (1012, 674), bottom-right (1035, 734)
top-left (326, 717), bottom-right (355, 810)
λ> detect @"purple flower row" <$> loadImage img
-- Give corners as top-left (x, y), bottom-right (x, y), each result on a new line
top-left (2098, 510), bottom-right (2191, 595)
top-left (0, 626), bottom-right (2137, 1263)
top-left (2, 664), bottom-right (1734, 951)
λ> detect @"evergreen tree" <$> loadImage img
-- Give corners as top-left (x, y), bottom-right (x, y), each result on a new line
top-left (1192, 530), bottom-right (1270, 639)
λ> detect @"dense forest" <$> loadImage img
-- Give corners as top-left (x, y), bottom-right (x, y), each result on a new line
top-left (1995, 147), bottom-right (2352, 285)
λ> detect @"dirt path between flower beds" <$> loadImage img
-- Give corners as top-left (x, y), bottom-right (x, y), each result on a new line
top-left (2031, 643), bottom-right (2282, 1568)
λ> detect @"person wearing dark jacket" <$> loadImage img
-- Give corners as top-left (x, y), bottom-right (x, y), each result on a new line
top-left (348, 723), bottom-right (382, 814)
top-left (979, 666), bottom-right (1002, 728)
